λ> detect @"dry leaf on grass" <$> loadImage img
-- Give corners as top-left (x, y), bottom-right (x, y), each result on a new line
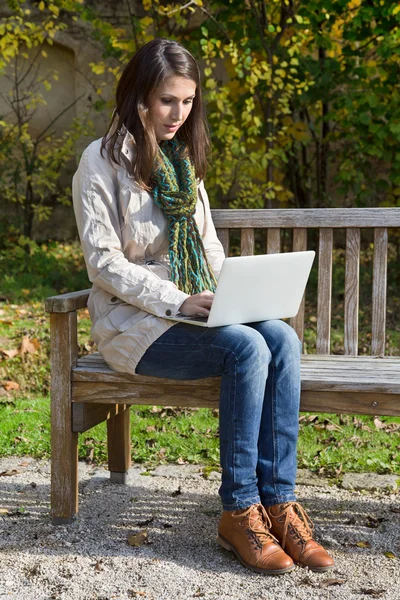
top-left (384, 551), bottom-right (396, 559)
top-left (3, 381), bottom-right (20, 391)
top-left (20, 336), bottom-right (40, 354)
top-left (0, 319), bottom-right (13, 327)
top-left (1, 349), bottom-right (19, 359)
top-left (374, 417), bottom-right (385, 429)
top-left (127, 530), bottom-right (148, 547)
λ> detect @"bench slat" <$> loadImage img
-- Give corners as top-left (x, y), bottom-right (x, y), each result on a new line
top-left (211, 208), bottom-right (400, 229)
top-left (216, 228), bottom-right (230, 256)
top-left (267, 229), bottom-right (281, 254)
top-left (344, 228), bottom-right (360, 355)
top-left (317, 229), bottom-right (333, 354)
top-left (372, 228), bottom-right (388, 356)
top-left (290, 228), bottom-right (307, 343)
top-left (73, 354), bottom-right (400, 392)
top-left (241, 228), bottom-right (255, 255)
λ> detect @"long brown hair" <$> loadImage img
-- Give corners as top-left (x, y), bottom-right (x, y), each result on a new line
top-left (101, 38), bottom-right (210, 189)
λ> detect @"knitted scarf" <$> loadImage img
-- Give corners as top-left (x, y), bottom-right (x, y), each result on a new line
top-left (152, 139), bottom-right (217, 295)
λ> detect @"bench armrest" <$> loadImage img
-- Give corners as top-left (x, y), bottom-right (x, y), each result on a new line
top-left (45, 289), bottom-right (91, 313)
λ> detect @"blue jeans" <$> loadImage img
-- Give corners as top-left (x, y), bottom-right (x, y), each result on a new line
top-left (136, 319), bottom-right (301, 511)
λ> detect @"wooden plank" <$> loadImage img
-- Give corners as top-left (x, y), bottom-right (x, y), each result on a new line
top-left (50, 312), bottom-right (78, 524)
top-left (344, 228), bottom-right (360, 355)
top-left (107, 408), bottom-right (131, 475)
top-left (72, 381), bottom-right (221, 406)
top-left (72, 402), bottom-right (127, 433)
top-left (301, 355), bottom-right (400, 364)
top-left (267, 229), bottom-right (281, 254)
top-left (211, 208), bottom-right (400, 229)
top-left (46, 289), bottom-right (91, 314)
top-left (216, 228), bottom-right (230, 256)
top-left (372, 228), bottom-right (388, 356)
top-left (316, 228), bottom-right (333, 354)
top-left (241, 228), bottom-right (255, 255)
top-left (71, 383), bottom-right (400, 416)
top-left (290, 228), bottom-right (307, 343)
top-left (300, 391), bottom-right (400, 417)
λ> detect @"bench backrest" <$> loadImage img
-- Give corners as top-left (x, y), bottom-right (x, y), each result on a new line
top-left (212, 208), bottom-right (400, 357)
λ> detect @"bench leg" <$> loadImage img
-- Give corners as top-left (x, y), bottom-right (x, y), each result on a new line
top-left (107, 406), bottom-right (131, 483)
top-left (51, 428), bottom-right (78, 525)
top-left (50, 312), bottom-right (79, 525)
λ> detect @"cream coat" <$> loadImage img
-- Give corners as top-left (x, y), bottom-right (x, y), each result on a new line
top-left (72, 132), bottom-right (225, 374)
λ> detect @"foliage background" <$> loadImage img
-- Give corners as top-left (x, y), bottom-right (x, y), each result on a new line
top-left (1, 0), bottom-right (400, 238)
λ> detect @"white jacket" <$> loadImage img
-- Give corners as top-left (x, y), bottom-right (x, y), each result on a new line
top-left (72, 132), bottom-right (225, 374)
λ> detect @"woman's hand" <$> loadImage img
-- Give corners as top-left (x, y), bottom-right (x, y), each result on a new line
top-left (179, 290), bottom-right (214, 317)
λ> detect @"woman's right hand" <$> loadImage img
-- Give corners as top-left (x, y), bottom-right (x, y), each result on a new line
top-left (179, 290), bottom-right (214, 317)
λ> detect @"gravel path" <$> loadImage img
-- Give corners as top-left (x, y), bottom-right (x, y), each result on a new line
top-left (0, 457), bottom-right (399, 600)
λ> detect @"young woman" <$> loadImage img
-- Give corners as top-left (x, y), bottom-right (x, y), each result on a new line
top-left (72, 38), bottom-right (334, 575)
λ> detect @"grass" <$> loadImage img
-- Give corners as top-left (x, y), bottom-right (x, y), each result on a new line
top-left (0, 239), bottom-right (399, 477)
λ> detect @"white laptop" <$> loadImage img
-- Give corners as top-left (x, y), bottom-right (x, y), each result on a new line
top-left (167, 250), bottom-right (315, 327)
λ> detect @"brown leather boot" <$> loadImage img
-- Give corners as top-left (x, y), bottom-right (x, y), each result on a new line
top-left (266, 502), bottom-right (334, 572)
top-left (217, 504), bottom-right (295, 575)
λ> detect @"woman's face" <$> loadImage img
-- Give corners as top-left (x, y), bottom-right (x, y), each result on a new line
top-left (147, 76), bottom-right (197, 142)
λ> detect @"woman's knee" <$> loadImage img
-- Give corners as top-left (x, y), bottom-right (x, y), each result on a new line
top-left (254, 319), bottom-right (301, 356)
top-left (218, 324), bottom-right (271, 370)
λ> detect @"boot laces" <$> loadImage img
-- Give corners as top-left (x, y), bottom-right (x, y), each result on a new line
top-left (275, 502), bottom-right (314, 550)
top-left (234, 504), bottom-right (279, 547)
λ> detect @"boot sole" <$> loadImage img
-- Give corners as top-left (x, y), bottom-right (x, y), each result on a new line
top-left (217, 534), bottom-right (295, 575)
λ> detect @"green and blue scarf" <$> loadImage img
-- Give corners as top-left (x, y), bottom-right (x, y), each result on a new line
top-left (152, 139), bottom-right (217, 295)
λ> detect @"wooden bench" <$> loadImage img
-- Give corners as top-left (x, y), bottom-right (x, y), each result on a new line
top-left (45, 207), bottom-right (400, 525)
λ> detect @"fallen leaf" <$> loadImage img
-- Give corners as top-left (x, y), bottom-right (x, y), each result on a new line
top-left (319, 578), bottom-right (346, 589)
top-left (361, 425), bottom-right (374, 432)
top-left (0, 508), bottom-right (9, 515)
top-left (359, 589), bottom-right (386, 598)
top-left (146, 425), bottom-right (156, 433)
top-left (382, 422), bottom-right (400, 432)
top-left (0, 469), bottom-right (21, 476)
top-left (355, 540), bottom-right (371, 548)
top-left (0, 319), bottom-right (13, 326)
top-left (176, 457), bottom-right (185, 464)
top-left (374, 417), bottom-right (385, 429)
top-left (4, 381), bottom-right (19, 391)
top-left (384, 551), bottom-right (396, 559)
top-left (93, 560), bottom-right (103, 572)
top-left (20, 336), bottom-right (40, 354)
top-left (127, 530), bottom-right (148, 547)
top-left (365, 516), bottom-right (384, 528)
top-left (299, 575), bottom-right (313, 586)
top-left (1, 349), bottom-right (19, 359)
